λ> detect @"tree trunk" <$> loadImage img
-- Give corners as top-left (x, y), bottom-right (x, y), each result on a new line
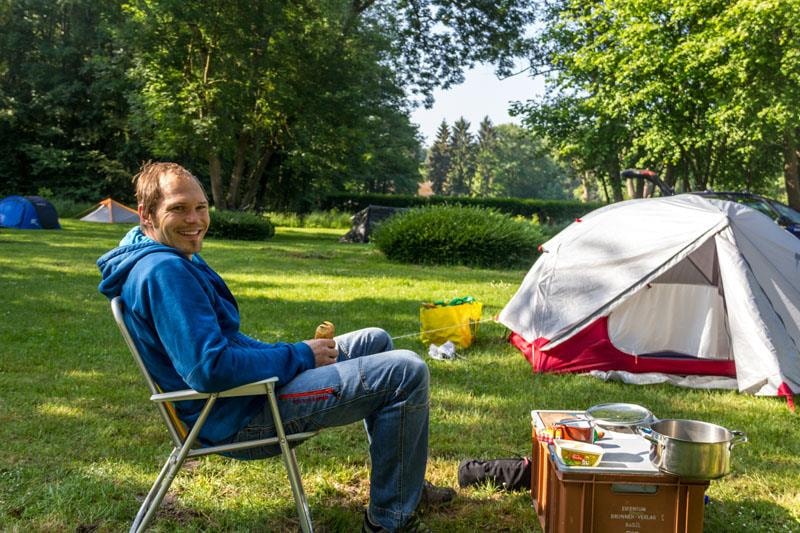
top-left (226, 131), bottom-right (251, 209)
top-left (664, 164), bottom-right (675, 194)
top-left (208, 152), bottom-right (226, 210)
top-left (784, 128), bottom-right (800, 210)
top-left (241, 147), bottom-right (276, 210)
top-left (598, 172), bottom-right (610, 203)
top-left (607, 158), bottom-right (623, 202)
top-left (580, 170), bottom-right (591, 201)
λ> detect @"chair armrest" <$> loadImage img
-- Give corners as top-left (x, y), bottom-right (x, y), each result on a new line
top-left (150, 377), bottom-right (279, 402)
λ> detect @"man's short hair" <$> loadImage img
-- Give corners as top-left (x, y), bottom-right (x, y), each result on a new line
top-left (133, 161), bottom-right (206, 216)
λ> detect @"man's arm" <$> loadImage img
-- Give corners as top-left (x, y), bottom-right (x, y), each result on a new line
top-left (129, 256), bottom-right (316, 392)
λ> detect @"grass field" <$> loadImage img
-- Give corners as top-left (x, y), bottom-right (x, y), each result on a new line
top-left (1, 220), bottom-right (799, 532)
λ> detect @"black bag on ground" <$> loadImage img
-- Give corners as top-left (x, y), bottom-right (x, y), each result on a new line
top-left (457, 457), bottom-right (531, 491)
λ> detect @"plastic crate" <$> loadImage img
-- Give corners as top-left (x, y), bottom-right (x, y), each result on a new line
top-left (531, 411), bottom-right (709, 533)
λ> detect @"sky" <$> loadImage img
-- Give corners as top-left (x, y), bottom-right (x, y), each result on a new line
top-left (410, 62), bottom-right (545, 146)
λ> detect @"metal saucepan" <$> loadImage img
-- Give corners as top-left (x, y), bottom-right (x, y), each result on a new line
top-left (639, 419), bottom-right (747, 479)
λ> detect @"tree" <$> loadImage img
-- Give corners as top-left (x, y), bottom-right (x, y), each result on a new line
top-left (426, 121), bottom-right (451, 195)
top-left (0, 0), bottom-right (144, 200)
top-left (124, 0), bottom-right (539, 211)
top-left (489, 124), bottom-right (570, 200)
top-left (446, 117), bottom-right (475, 196)
top-left (520, 0), bottom-right (796, 203)
top-left (702, 0), bottom-right (800, 207)
top-left (1, 0), bottom-right (542, 208)
top-left (474, 116), bottom-right (497, 196)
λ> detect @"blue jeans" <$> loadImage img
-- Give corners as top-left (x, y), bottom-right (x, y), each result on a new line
top-left (226, 328), bottom-right (430, 531)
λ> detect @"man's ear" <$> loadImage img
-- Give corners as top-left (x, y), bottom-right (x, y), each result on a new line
top-left (138, 204), bottom-right (153, 230)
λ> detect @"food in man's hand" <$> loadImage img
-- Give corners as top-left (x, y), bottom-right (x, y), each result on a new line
top-left (315, 321), bottom-right (335, 339)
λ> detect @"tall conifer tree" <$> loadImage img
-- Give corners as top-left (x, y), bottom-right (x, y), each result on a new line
top-left (426, 120), bottom-right (451, 195)
top-left (475, 116), bottom-right (497, 196)
top-left (447, 117), bottom-right (475, 196)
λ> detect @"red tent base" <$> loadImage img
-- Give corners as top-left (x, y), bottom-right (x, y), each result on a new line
top-left (509, 316), bottom-right (737, 377)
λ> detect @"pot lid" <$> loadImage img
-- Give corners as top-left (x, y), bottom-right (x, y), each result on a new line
top-left (585, 403), bottom-right (653, 426)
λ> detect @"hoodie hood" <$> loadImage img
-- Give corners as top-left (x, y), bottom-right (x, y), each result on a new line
top-left (97, 226), bottom-right (188, 299)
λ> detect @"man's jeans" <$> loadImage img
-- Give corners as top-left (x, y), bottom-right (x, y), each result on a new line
top-left (226, 328), bottom-right (430, 531)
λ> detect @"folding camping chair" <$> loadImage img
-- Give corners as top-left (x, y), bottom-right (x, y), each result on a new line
top-left (110, 297), bottom-right (318, 532)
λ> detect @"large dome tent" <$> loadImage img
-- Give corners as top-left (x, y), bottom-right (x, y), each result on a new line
top-left (0, 195), bottom-right (61, 229)
top-left (498, 194), bottom-right (800, 405)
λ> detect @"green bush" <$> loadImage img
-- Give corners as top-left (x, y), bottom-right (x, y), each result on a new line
top-left (321, 192), bottom-right (605, 224)
top-left (207, 209), bottom-right (275, 241)
top-left (372, 205), bottom-right (545, 268)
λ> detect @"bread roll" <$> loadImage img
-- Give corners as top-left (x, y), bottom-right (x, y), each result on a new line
top-left (314, 321), bottom-right (335, 339)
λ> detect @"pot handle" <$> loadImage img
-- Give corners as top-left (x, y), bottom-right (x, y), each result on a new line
top-left (729, 430), bottom-right (748, 448)
top-left (636, 425), bottom-right (659, 444)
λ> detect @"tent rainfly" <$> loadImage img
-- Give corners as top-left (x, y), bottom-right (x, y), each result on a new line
top-left (498, 194), bottom-right (800, 406)
top-left (80, 198), bottom-right (139, 224)
top-left (0, 195), bottom-right (61, 229)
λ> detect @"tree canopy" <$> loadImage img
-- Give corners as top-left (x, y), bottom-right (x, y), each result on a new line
top-left (0, 0), bottom-right (538, 211)
top-left (2, 1), bottom-right (797, 210)
top-left (518, 0), bottom-right (800, 206)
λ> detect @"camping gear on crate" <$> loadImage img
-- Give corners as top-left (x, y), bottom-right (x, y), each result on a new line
top-left (640, 419), bottom-right (747, 480)
top-left (531, 410), bottom-right (710, 533)
top-left (458, 457), bottom-right (531, 491)
top-left (0, 195), bottom-right (61, 229)
top-left (553, 439), bottom-right (603, 467)
top-left (585, 402), bottom-right (655, 430)
top-left (419, 296), bottom-right (482, 348)
top-left (499, 194), bottom-right (800, 404)
top-left (552, 418), bottom-right (595, 443)
top-left (79, 197), bottom-right (139, 224)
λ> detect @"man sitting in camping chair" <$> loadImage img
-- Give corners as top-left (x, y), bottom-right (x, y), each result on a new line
top-left (97, 162), bottom-right (454, 532)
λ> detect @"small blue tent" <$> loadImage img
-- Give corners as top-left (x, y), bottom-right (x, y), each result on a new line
top-left (0, 195), bottom-right (61, 229)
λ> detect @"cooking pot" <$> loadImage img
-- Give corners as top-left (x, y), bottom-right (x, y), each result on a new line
top-left (640, 419), bottom-right (747, 479)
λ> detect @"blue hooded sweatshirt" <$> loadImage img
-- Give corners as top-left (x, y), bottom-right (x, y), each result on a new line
top-left (97, 227), bottom-right (315, 445)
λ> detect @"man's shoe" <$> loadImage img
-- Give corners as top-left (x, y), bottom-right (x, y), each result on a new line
top-left (362, 510), bottom-right (431, 533)
top-left (419, 480), bottom-right (456, 508)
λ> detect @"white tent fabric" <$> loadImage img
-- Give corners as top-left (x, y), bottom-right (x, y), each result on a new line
top-left (498, 194), bottom-right (800, 396)
top-left (80, 198), bottom-right (139, 224)
top-left (589, 370), bottom-right (739, 390)
top-left (608, 283), bottom-right (730, 359)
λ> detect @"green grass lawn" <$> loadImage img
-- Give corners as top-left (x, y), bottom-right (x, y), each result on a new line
top-left (1, 220), bottom-right (798, 532)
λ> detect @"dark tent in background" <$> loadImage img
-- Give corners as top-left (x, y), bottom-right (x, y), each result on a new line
top-left (80, 197), bottom-right (139, 224)
top-left (0, 195), bottom-right (61, 229)
top-left (339, 205), bottom-right (405, 243)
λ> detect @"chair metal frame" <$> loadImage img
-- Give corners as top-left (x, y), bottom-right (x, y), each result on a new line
top-left (110, 297), bottom-right (317, 532)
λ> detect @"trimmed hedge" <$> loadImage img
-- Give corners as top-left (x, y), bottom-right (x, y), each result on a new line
top-left (371, 205), bottom-right (544, 269)
top-left (207, 209), bottom-right (275, 241)
top-left (321, 192), bottom-right (605, 223)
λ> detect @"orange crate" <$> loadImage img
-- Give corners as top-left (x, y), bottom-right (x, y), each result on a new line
top-left (532, 411), bottom-right (709, 533)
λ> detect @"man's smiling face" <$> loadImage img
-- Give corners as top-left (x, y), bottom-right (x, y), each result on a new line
top-left (139, 171), bottom-right (210, 258)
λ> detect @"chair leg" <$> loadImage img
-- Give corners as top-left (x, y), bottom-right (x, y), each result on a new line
top-left (266, 383), bottom-right (314, 533)
top-left (131, 395), bottom-right (218, 532)
top-left (131, 447), bottom-right (183, 533)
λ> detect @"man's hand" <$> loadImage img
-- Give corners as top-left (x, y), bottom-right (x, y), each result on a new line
top-left (303, 338), bottom-right (339, 367)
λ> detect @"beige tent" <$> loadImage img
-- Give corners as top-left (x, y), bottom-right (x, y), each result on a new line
top-left (80, 198), bottom-right (139, 224)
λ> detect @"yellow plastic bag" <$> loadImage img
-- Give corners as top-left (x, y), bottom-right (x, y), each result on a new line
top-left (419, 296), bottom-right (483, 348)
